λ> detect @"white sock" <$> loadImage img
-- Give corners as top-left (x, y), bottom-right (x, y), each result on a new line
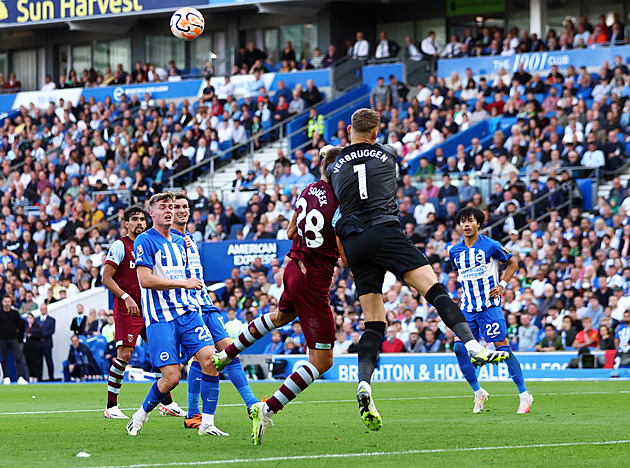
top-left (464, 340), bottom-right (484, 354)
top-left (137, 407), bottom-right (149, 419)
top-left (519, 391), bottom-right (530, 398)
top-left (358, 381), bottom-right (372, 393)
top-left (474, 388), bottom-right (485, 395)
top-left (201, 413), bottom-right (215, 426)
top-left (263, 403), bottom-right (274, 417)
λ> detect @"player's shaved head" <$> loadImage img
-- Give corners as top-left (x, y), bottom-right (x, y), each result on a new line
top-left (149, 191), bottom-right (174, 207)
top-left (351, 108), bottom-right (380, 134)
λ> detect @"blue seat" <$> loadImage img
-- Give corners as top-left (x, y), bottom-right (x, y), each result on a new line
top-left (235, 205), bottom-right (248, 218)
top-left (85, 335), bottom-right (109, 374)
top-left (439, 196), bottom-right (459, 217)
top-left (227, 223), bottom-right (244, 239)
top-left (219, 140), bottom-right (232, 161)
top-left (189, 67), bottom-right (200, 76)
top-left (426, 197), bottom-right (439, 212)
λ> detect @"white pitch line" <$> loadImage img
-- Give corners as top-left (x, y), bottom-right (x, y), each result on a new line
top-left (1, 390), bottom-right (628, 416)
top-left (76, 439), bottom-right (630, 468)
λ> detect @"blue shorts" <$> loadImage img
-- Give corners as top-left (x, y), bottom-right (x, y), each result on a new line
top-left (462, 306), bottom-right (507, 343)
top-left (146, 311), bottom-right (213, 368)
top-left (202, 305), bottom-right (229, 344)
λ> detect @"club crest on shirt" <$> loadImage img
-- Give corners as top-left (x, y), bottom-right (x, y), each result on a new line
top-left (160, 352), bottom-right (169, 361)
top-left (475, 251), bottom-right (485, 264)
top-left (136, 245), bottom-right (144, 256)
top-left (127, 334), bottom-right (134, 343)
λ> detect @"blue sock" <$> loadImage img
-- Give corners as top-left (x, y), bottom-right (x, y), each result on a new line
top-left (201, 373), bottom-right (220, 416)
top-left (187, 361), bottom-right (202, 417)
top-left (454, 341), bottom-right (481, 392)
top-left (141, 381), bottom-right (168, 413)
top-left (497, 345), bottom-right (527, 393)
top-left (225, 358), bottom-right (258, 408)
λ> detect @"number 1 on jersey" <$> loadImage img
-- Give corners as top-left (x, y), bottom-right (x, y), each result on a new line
top-left (354, 164), bottom-right (369, 200)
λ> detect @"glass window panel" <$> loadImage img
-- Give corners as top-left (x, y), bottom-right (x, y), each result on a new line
top-left (212, 31), bottom-right (227, 76)
top-left (13, 49), bottom-right (37, 91)
top-left (191, 35), bottom-right (212, 73)
top-left (279, 24), bottom-right (318, 62)
top-left (547, 0), bottom-right (580, 33)
top-left (264, 29), bottom-right (279, 65)
top-left (416, 18), bottom-right (447, 50)
top-left (375, 22), bottom-right (415, 49)
top-left (145, 35), bottom-right (185, 72)
top-left (71, 45), bottom-right (91, 77)
top-left (0, 52), bottom-right (7, 78)
top-left (109, 39), bottom-right (131, 74)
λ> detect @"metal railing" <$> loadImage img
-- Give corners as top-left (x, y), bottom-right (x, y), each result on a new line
top-left (166, 83), bottom-right (365, 191)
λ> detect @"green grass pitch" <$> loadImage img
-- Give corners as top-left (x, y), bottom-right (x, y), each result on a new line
top-left (1, 380), bottom-right (628, 467)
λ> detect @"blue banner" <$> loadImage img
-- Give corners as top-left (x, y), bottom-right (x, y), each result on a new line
top-left (362, 63), bottom-right (404, 86)
top-left (269, 69), bottom-right (330, 92)
top-left (438, 45), bottom-right (630, 78)
top-left (81, 79), bottom-right (205, 104)
top-left (200, 239), bottom-right (292, 283)
top-left (272, 352), bottom-right (620, 382)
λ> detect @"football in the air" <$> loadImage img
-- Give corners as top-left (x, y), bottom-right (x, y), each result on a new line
top-left (170, 7), bottom-right (205, 41)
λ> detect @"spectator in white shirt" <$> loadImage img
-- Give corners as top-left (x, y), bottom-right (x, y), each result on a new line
top-left (232, 119), bottom-right (247, 146)
top-left (352, 31), bottom-right (370, 60)
top-left (217, 76), bottom-right (234, 102)
top-left (405, 36), bottom-right (422, 61)
top-left (414, 194), bottom-right (436, 225)
top-left (40, 74), bottom-right (57, 92)
top-left (217, 119), bottom-right (233, 144)
top-left (581, 140), bottom-right (605, 168)
top-left (420, 31), bottom-right (440, 58)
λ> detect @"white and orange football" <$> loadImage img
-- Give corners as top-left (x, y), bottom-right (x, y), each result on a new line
top-left (170, 7), bottom-right (205, 41)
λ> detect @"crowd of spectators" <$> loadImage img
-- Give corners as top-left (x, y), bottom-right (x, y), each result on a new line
top-left (3, 14), bottom-right (630, 383)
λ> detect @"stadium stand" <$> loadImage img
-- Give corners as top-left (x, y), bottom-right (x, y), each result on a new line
top-left (3, 12), bottom-right (630, 383)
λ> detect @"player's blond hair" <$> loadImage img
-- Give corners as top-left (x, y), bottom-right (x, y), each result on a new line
top-left (351, 108), bottom-right (381, 133)
top-left (149, 191), bottom-right (174, 207)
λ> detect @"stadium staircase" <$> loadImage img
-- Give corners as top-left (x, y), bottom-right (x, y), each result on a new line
top-left (178, 84), bottom-right (371, 201)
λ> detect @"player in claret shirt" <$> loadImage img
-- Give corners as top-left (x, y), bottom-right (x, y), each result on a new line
top-left (212, 146), bottom-right (343, 445)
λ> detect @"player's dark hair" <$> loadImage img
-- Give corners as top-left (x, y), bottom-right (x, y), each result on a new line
top-left (173, 192), bottom-right (189, 207)
top-left (123, 206), bottom-right (146, 221)
top-left (456, 206), bottom-right (485, 226)
top-left (149, 191), bottom-right (174, 207)
top-left (351, 108), bottom-right (380, 133)
top-left (321, 146), bottom-right (342, 171)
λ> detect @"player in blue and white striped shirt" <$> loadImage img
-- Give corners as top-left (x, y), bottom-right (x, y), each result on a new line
top-left (126, 192), bottom-right (228, 437)
top-left (449, 207), bottom-right (533, 414)
top-left (171, 193), bottom-right (258, 428)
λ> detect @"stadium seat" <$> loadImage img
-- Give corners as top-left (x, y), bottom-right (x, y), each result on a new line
top-left (427, 197), bottom-right (439, 212)
top-left (85, 335), bottom-right (109, 374)
top-left (227, 223), bottom-right (244, 239)
top-left (218, 140), bottom-right (232, 161)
